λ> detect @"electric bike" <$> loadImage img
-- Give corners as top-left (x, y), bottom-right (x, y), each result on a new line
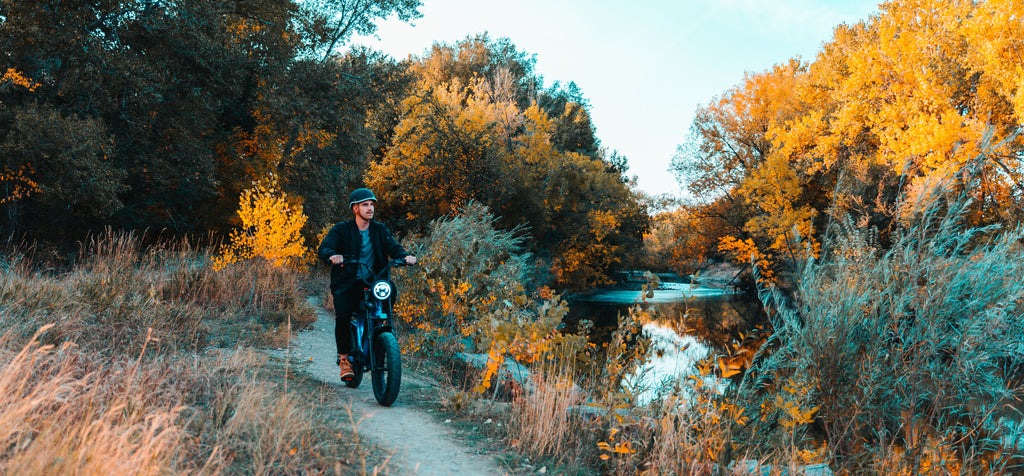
top-left (341, 258), bottom-right (409, 406)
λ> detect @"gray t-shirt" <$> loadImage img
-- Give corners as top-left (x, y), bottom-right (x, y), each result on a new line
top-left (355, 228), bottom-right (373, 281)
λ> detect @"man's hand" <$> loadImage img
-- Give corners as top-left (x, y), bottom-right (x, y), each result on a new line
top-left (404, 255), bottom-right (417, 265)
top-left (329, 254), bottom-right (344, 265)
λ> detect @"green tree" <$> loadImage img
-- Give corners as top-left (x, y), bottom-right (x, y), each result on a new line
top-left (0, 0), bottom-right (302, 236)
top-left (0, 103), bottom-right (125, 236)
top-left (0, 0), bottom-right (414, 241)
top-left (297, 0), bottom-right (423, 62)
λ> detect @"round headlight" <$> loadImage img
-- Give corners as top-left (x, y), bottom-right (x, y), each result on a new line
top-left (372, 281), bottom-right (392, 300)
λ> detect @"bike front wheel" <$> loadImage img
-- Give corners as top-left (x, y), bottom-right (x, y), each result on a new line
top-left (371, 332), bottom-right (402, 406)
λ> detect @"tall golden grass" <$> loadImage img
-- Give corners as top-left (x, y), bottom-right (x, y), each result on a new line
top-left (509, 371), bottom-right (583, 458)
top-left (0, 229), bottom-right (315, 354)
top-left (0, 325), bottom-right (204, 474)
top-left (0, 231), bottom-right (366, 475)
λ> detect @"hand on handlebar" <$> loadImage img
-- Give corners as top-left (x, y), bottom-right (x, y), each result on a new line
top-left (389, 256), bottom-right (417, 267)
top-left (329, 254), bottom-right (345, 265)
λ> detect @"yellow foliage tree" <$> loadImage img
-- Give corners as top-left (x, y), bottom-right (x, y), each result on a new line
top-left (0, 165), bottom-right (39, 205)
top-left (769, 0), bottom-right (1024, 222)
top-left (677, 0), bottom-right (1024, 283)
top-left (369, 68), bottom-right (645, 289)
top-left (1, 68), bottom-right (39, 92)
top-left (214, 173), bottom-right (308, 270)
top-left (0, 70), bottom-right (42, 218)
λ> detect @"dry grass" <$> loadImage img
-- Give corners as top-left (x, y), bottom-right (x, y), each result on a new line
top-left (0, 229), bottom-right (316, 354)
top-left (0, 327), bottom-right (364, 475)
top-left (0, 231), bottom-right (370, 475)
top-left (509, 370), bottom-right (584, 458)
top-left (0, 326), bottom-right (204, 474)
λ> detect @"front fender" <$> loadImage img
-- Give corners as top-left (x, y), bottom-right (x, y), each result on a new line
top-left (372, 325), bottom-right (394, 338)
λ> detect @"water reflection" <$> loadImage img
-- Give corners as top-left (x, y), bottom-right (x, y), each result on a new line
top-left (623, 323), bottom-right (710, 405)
top-left (654, 294), bottom-right (766, 350)
top-left (583, 281), bottom-right (737, 304)
top-left (568, 284), bottom-right (766, 404)
top-left (568, 285), bottom-right (765, 350)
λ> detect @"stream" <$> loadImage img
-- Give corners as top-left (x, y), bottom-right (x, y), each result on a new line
top-left (569, 279), bottom-right (765, 404)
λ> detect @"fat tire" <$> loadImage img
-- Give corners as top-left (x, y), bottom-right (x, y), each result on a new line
top-left (371, 332), bottom-right (401, 406)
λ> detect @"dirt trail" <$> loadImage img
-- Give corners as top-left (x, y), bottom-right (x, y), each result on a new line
top-left (268, 302), bottom-right (505, 476)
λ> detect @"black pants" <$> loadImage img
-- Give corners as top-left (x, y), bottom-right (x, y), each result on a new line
top-left (332, 286), bottom-right (364, 355)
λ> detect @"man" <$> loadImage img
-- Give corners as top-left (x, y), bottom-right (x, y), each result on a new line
top-left (318, 188), bottom-right (416, 381)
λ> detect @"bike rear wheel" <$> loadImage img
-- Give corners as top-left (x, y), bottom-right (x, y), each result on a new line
top-left (371, 332), bottom-right (401, 406)
top-left (345, 370), bottom-right (363, 388)
top-left (344, 355), bottom-right (363, 388)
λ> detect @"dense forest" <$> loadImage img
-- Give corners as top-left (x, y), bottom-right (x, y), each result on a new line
top-left (0, 0), bottom-right (646, 289)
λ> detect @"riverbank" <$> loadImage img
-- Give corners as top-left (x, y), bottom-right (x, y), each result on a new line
top-left (603, 262), bottom-right (748, 297)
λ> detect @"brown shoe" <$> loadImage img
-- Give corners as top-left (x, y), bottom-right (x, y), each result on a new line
top-left (338, 354), bottom-right (354, 381)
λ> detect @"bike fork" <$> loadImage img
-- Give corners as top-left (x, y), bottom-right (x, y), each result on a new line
top-left (350, 318), bottom-right (367, 367)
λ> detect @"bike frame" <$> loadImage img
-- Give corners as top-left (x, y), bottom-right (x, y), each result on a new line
top-left (351, 282), bottom-right (394, 372)
top-left (347, 259), bottom-right (405, 373)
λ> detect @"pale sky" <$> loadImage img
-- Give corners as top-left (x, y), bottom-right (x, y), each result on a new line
top-left (349, 0), bottom-right (880, 198)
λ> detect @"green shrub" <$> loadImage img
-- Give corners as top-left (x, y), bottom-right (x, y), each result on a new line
top-left (743, 174), bottom-right (1024, 472)
top-left (398, 201), bottom-right (534, 355)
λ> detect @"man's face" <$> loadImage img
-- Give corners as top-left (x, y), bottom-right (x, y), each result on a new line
top-left (353, 200), bottom-right (375, 221)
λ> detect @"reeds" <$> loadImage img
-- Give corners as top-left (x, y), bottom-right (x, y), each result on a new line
top-left (0, 326), bottom-right (201, 474)
top-left (510, 370), bottom-right (583, 458)
top-left (738, 171), bottom-right (1024, 472)
top-left (0, 327), bottom-right (360, 475)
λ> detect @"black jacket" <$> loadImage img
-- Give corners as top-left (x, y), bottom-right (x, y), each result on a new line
top-left (317, 220), bottom-right (409, 294)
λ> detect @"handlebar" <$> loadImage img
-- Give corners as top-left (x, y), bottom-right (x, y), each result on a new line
top-left (337, 256), bottom-right (413, 267)
top-left (338, 256), bottom-right (415, 285)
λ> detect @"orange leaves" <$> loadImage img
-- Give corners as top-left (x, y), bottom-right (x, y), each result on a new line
top-left (596, 428), bottom-right (635, 461)
top-left (678, 0), bottom-right (1024, 285)
top-left (372, 68), bottom-right (641, 289)
top-left (549, 209), bottom-right (624, 288)
top-left (0, 165), bottom-right (40, 205)
top-left (1, 68), bottom-right (39, 92)
top-left (214, 173), bottom-right (308, 271)
top-left (469, 290), bottom-right (585, 395)
top-left (717, 358), bottom-right (742, 379)
top-left (964, 0), bottom-right (1024, 122)
top-left (293, 125), bottom-right (336, 153)
top-left (758, 377), bottom-right (820, 442)
top-left (718, 236), bottom-right (777, 285)
top-left (473, 346), bottom-right (506, 394)
top-left (770, 0), bottom-right (1022, 186)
